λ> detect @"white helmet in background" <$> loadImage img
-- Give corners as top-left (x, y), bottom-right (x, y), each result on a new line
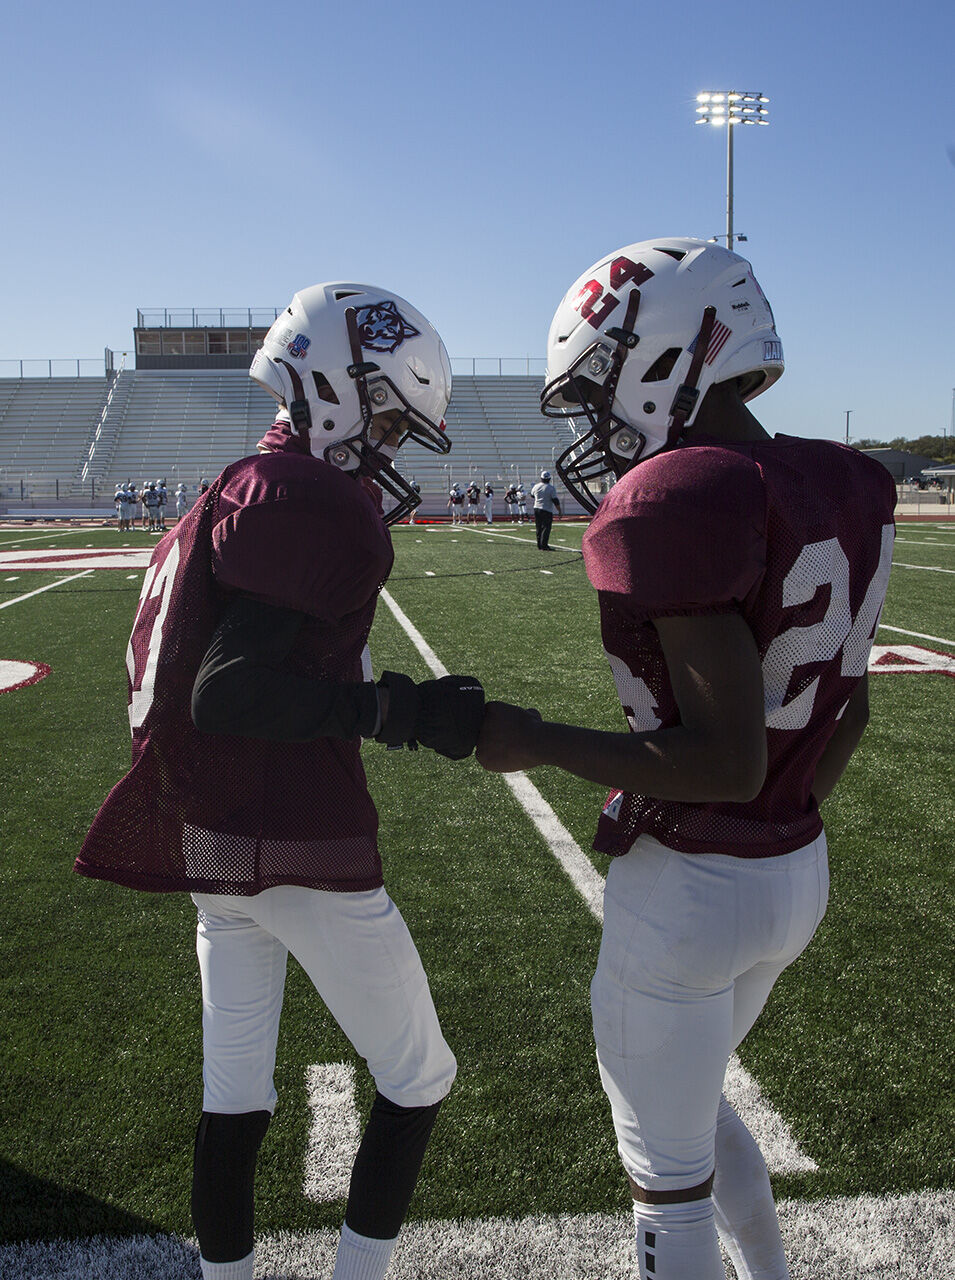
top-left (541, 237), bottom-right (783, 512)
top-left (251, 282), bottom-right (452, 524)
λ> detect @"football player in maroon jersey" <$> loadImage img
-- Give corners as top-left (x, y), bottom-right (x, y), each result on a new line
top-left (477, 239), bottom-right (896, 1280)
top-left (77, 283), bottom-right (484, 1280)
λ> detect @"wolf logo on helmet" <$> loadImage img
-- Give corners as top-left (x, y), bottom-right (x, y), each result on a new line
top-left (356, 300), bottom-right (421, 354)
top-left (541, 238), bottom-right (784, 512)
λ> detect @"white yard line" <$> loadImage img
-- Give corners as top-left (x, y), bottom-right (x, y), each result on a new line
top-left (379, 586), bottom-right (817, 1174)
top-left (894, 538), bottom-right (955, 547)
top-left (879, 624), bottom-right (955, 648)
top-left (7, 1189), bottom-right (952, 1279)
top-left (0, 530), bottom-right (76, 547)
top-left (0, 569), bottom-right (94, 610)
top-left (893, 561), bottom-right (955, 574)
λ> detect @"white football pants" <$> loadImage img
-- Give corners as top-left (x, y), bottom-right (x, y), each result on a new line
top-left (591, 833), bottom-right (828, 1277)
top-left (192, 886), bottom-right (456, 1115)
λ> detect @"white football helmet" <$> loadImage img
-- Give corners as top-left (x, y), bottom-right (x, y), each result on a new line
top-left (541, 237), bottom-right (783, 512)
top-left (540, 470), bottom-right (551, 481)
top-left (251, 282), bottom-right (452, 524)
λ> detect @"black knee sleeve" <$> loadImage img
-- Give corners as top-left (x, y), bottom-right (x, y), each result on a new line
top-left (344, 1092), bottom-right (443, 1240)
top-left (192, 1109), bottom-right (271, 1263)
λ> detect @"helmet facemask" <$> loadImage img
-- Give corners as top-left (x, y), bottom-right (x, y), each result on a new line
top-left (542, 291), bottom-right (648, 513)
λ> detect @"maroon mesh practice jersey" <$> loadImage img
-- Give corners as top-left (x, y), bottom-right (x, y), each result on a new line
top-left (582, 435), bottom-right (896, 858)
top-left (76, 448), bottom-right (394, 894)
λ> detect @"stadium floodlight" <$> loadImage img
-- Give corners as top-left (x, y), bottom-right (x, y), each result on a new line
top-left (694, 90), bottom-right (770, 248)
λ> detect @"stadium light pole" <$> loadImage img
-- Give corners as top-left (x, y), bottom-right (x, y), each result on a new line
top-left (695, 92), bottom-right (769, 248)
top-left (845, 410), bottom-right (852, 445)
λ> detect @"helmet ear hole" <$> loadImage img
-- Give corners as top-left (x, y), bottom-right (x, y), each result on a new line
top-left (312, 371), bottom-right (340, 405)
top-left (641, 348), bottom-right (682, 383)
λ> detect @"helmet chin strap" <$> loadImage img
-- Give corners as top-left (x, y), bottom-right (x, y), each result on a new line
top-left (665, 305), bottom-right (717, 448)
top-left (276, 359), bottom-right (312, 441)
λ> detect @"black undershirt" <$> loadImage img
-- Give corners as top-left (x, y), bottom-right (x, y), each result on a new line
top-left (191, 595), bottom-right (379, 742)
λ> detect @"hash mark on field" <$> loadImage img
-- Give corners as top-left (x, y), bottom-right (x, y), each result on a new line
top-left (5, 576), bottom-right (19, 581)
top-left (541, 570), bottom-right (553, 575)
top-left (379, 588), bottom-right (818, 1175)
top-left (0, 569), bottom-right (94, 611)
top-left (483, 570), bottom-right (494, 575)
top-left (303, 1062), bottom-right (360, 1202)
top-left (426, 571), bottom-right (436, 577)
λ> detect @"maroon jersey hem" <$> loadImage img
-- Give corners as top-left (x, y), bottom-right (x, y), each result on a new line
top-left (592, 812), bottom-right (824, 860)
top-left (73, 858), bottom-right (385, 896)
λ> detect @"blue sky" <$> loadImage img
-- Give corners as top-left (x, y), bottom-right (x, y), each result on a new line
top-left (4, 0), bottom-right (953, 443)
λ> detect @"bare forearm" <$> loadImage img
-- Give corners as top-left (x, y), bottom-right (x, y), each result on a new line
top-left (492, 712), bottom-right (765, 804)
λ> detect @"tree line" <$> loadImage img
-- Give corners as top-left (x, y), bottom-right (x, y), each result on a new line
top-left (853, 435), bottom-right (955, 465)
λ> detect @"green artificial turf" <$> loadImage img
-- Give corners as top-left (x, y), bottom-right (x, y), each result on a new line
top-left (0, 519), bottom-right (952, 1241)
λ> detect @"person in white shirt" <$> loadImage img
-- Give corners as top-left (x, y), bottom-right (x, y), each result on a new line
top-left (483, 483), bottom-right (494, 524)
top-left (516, 484), bottom-right (527, 523)
top-left (530, 470), bottom-right (561, 549)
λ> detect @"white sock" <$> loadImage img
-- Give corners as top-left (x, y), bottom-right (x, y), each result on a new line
top-left (199, 1250), bottom-right (254, 1280)
top-left (712, 1097), bottom-right (790, 1280)
top-left (331, 1222), bottom-right (399, 1280)
top-left (632, 1198), bottom-right (725, 1280)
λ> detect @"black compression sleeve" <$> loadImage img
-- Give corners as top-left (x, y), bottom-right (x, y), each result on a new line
top-left (191, 595), bottom-right (380, 741)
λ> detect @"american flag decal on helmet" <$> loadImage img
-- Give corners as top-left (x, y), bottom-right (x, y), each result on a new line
top-left (688, 319), bottom-right (732, 365)
top-left (704, 319), bottom-right (732, 364)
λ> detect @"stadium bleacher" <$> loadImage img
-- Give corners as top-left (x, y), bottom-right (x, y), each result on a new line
top-left (0, 369), bottom-right (583, 516)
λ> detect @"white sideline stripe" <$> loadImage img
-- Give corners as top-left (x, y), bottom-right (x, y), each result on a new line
top-left (379, 588), bottom-right (817, 1175)
top-left (0, 530), bottom-right (75, 547)
top-left (0, 569), bottom-right (94, 610)
top-left (894, 561), bottom-right (955, 574)
top-left (879, 623), bottom-right (955, 648)
top-left (8, 1190), bottom-right (953, 1279)
top-left (303, 1062), bottom-right (361, 1202)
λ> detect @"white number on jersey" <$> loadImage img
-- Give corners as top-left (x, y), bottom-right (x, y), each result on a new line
top-left (763, 524), bottom-right (894, 731)
top-left (126, 541), bottom-right (180, 733)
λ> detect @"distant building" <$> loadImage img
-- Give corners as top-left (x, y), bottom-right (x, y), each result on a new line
top-left (133, 307), bottom-right (281, 370)
top-left (858, 448), bottom-right (941, 481)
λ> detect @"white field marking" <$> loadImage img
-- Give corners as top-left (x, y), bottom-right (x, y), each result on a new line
top-left (868, 644), bottom-right (955, 676)
top-left (0, 548), bottom-right (153, 572)
top-left (893, 561), bottom-right (955, 574)
top-left (462, 523), bottom-right (584, 553)
top-left (425, 570), bottom-right (436, 577)
top-left (379, 589), bottom-right (816, 1174)
top-left (5, 576), bottom-right (19, 581)
top-left (125, 574), bottom-right (139, 580)
top-left (0, 570), bottom-right (94, 611)
top-left (0, 530), bottom-right (75, 547)
top-left (303, 1062), bottom-right (361, 1202)
top-left (483, 570), bottom-right (494, 575)
top-left (895, 538), bottom-right (955, 546)
top-left (879, 623), bottom-right (955, 648)
top-left (541, 570), bottom-right (553, 575)
top-left (7, 1190), bottom-right (953, 1279)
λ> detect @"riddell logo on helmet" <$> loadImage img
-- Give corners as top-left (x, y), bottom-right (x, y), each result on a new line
top-left (572, 256), bottom-right (655, 329)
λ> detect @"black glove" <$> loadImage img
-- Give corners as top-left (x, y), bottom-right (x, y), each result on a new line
top-left (375, 671), bottom-right (485, 759)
